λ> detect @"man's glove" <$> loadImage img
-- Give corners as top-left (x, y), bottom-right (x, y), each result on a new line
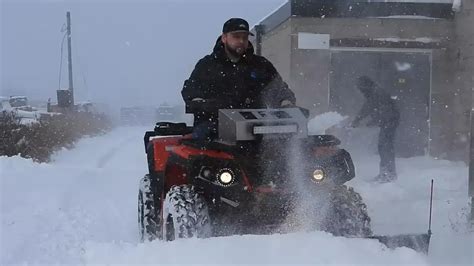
top-left (280, 99), bottom-right (295, 107)
top-left (366, 118), bottom-right (380, 127)
top-left (350, 119), bottom-right (360, 128)
top-left (186, 98), bottom-right (210, 113)
top-left (188, 98), bottom-right (233, 112)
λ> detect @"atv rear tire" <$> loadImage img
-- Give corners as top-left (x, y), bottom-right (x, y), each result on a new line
top-left (163, 185), bottom-right (211, 241)
top-left (321, 185), bottom-right (372, 237)
top-left (138, 175), bottom-right (162, 241)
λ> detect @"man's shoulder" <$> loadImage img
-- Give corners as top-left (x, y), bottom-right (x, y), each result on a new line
top-left (197, 54), bottom-right (215, 64)
top-left (193, 53), bottom-right (219, 68)
top-left (251, 54), bottom-right (272, 65)
top-left (248, 55), bottom-right (277, 75)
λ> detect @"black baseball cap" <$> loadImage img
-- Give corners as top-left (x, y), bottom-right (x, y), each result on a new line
top-left (222, 18), bottom-right (254, 36)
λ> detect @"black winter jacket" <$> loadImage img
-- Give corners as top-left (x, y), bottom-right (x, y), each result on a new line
top-left (181, 37), bottom-right (296, 126)
top-left (354, 85), bottom-right (400, 128)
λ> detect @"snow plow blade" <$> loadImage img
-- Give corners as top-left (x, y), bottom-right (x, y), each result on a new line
top-left (368, 180), bottom-right (434, 254)
top-left (368, 233), bottom-right (431, 254)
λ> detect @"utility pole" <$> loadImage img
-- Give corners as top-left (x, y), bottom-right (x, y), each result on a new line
top-left (67, 11), bottom-right (74, 106)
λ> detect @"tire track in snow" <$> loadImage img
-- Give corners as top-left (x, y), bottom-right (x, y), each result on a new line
top-left (95, 136), bottom-right (136, 168)
top-left (1, 127), bottom-right (147, 265)
top-left (53, 127), bottom-right (146, 244)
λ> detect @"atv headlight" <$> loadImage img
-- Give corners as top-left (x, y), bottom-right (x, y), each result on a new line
top-left (312, 169), bottom-right (325, 182)
top-left (217, 168), bottom-right (235, 186)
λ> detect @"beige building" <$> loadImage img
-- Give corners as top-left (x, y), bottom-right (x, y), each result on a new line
top-left (251, 0), bottom-right (472, 162)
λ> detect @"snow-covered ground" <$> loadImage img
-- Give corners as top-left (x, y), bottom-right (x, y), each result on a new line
top-left (339, 126), bottom-right (473, 265)
top-left (1, 124), bottom-right (472, 265)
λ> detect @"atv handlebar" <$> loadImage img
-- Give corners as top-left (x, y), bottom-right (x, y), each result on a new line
top-left (185, 99), bottom-right (234, 114)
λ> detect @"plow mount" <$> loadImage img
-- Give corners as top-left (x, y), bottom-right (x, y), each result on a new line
top-left (368, 233), bottom-right (431, 254)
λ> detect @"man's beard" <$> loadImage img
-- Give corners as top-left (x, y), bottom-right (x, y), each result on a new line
top-left (225, 44), bottom-right (245, 58)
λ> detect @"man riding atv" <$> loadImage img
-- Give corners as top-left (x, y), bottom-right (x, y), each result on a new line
top-left (137, 18), bottom-right (431, 254)
top-left (140, 17), bottom-right (371, 239)
top-left (181, 18), bottom-right (296, 140)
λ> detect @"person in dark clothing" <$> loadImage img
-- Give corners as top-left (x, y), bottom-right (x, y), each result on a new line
top-left (351, 76), bottom-right (400, 182)
top-left (181, 18), bottom-right (296, 140)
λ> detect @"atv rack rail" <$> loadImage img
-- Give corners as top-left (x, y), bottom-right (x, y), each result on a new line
top-left (144, 122), bottom-right (193, 151)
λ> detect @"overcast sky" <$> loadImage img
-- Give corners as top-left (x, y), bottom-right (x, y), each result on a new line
top-left (1, 0), bottom-right (285, 107)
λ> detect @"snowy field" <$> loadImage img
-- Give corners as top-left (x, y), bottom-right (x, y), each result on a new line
top-left (1, 124), bottom-right (472, 265)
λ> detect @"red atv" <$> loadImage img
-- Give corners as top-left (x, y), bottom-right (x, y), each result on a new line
top-left (138, 107), bottom-right (374, 241)
top-left (138, 106), bottom-right (430, 253)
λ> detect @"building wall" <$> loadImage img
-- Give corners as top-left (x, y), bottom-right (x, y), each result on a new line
top-left (259, 20), bottom-right (292, 83)
top-left (289, 38), bottom-right (330, 114)
top-left (430, 48), bottom-right (457, 158)
top-left (289, 16), bottom-right (454, 113)
top-left (451, 0), bottom-right (474, 162)
top-left (259, 11), bottom-right (473, 161)
top-left (450, 0), bottom-right (474, 197)
top-left (292, 17), bottom-right (454, 41)
top-left (462, 0), bottom-right (474, 198)
top-left (285, 16), bottom-right (469, 160)
top-left (430, 0), bottom-right (473, 161)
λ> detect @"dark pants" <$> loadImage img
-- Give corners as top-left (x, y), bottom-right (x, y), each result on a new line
top-left (192, 120), bottom-right (217, 140)
top-left (378, 120), bottom-right (399, 179)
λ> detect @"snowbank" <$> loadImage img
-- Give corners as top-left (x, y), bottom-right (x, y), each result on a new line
top-left (84, 232), bottom-right (427, 265)
top-left (1, 126), bottom-right (472, 265)
top-left (348, 154), bottom-right (473, 265)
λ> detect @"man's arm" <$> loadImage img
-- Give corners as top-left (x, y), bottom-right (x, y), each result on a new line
top-left (352, 101), bottom-right (371, 127)
top-left (260, 59), bottom-right (296, 108)
top-left (181, 58), bottom-right (211, 107)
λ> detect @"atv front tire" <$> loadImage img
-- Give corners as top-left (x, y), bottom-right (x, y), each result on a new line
top-left (321, 185), bottom-right (372, 237)
top-left (138, 175), bottom-right (162, 241)
top-left (163, 185), bottom-right (211, 241)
